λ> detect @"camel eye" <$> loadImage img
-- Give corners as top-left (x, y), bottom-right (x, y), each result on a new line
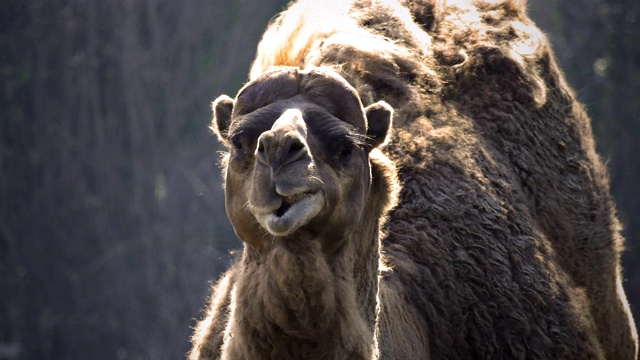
top-left (231, 137), bottom-right (243, 152)
top-left (338, 142), bottom-right (354, 160)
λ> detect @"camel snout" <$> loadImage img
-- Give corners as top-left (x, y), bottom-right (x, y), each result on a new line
top-left (256, 109), bottom-right (310, 170)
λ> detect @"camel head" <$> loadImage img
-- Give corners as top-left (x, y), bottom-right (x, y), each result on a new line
top-left (212, 67), bottom-right (393, 252)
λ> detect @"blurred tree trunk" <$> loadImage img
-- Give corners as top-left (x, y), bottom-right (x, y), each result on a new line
top-left (0, 0), bottom-right (287, 358)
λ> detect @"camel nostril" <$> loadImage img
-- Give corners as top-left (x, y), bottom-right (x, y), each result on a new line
top-left (255, 135), bottom-right (271, 166)
top-left (256, 130), bottom-right (308, 168)
top-left (281, 138), bottom-right (307, 166)
top-left (288, 139), bottom-right (305, 155)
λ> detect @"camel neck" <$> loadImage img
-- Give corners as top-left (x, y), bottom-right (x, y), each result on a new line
top-left (222, 229), bottom-right (380, 359)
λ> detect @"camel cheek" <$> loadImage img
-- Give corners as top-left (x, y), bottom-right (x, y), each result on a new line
top-left (340, 158), bottom-right (371, 219)
top-left (225, 169), bottom-right (264, 249)
top-left (319, 161), bottom-right (371, 243)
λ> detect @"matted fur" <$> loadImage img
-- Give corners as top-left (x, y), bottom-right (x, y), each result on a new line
top-left (191, 0), bottom-right (639, 359)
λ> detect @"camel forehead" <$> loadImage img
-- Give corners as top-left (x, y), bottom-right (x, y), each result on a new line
top-left (232, 67), bottom-right (366, 131)
top-left (229, 98), bottom-right (357, 142)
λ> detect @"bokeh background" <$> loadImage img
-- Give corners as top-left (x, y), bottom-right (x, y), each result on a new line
top-left (0, 0), bottom-right (638, 359)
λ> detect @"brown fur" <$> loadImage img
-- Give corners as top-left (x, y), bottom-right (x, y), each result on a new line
top-left (190, 0), bottom-right (638, 359)
top-left (191, 66), bottom-right (399, 359)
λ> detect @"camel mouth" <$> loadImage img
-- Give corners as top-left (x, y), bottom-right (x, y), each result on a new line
top-left (275, 192), bottom-right (311, 217)
top-left (254, 191), bottom-right (324, 237)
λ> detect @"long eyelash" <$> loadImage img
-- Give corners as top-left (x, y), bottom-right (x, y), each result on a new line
top-left (346, 131), bottom-right (368, 148)
top-left (229, 129), bottom-right (244, 140)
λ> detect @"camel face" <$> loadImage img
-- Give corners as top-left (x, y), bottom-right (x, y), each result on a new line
top-left (211, 67), bottom-right (393, 251)
top-left (249, 108), bottom-right (324, 237)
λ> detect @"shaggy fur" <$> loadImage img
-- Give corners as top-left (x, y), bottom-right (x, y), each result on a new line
top-left (192, 65), bottom-right (400, 360)
top-left (191, 0), bottom-right (638, 359)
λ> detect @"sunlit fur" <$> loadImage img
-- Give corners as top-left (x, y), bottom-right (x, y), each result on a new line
top-left (191, 0), bottom-right (638, 359)
top-left (191, 65), bottom-right (399, 359)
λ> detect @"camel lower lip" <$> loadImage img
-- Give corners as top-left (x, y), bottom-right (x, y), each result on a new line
top-left (255, 192), bottom-right (324, 236)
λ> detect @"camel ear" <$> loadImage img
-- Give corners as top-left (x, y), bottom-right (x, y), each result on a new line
top-left (211, 95), bottom-right (235, 143)
top-left (365, 101), bottom-right (393, 149)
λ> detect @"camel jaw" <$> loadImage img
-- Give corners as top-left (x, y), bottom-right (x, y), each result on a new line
top-left (252, 191), bottom-right (325, 236)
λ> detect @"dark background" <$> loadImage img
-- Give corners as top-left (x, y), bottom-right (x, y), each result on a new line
top-left (0, 1), bottom-right (637, 359)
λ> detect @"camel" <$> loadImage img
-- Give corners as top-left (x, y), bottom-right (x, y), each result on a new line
top-left (190, 0), bottom-right (638, 359)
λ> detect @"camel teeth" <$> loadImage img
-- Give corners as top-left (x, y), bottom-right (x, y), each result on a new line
top-left (284, 193), bottom-right (306, 203)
